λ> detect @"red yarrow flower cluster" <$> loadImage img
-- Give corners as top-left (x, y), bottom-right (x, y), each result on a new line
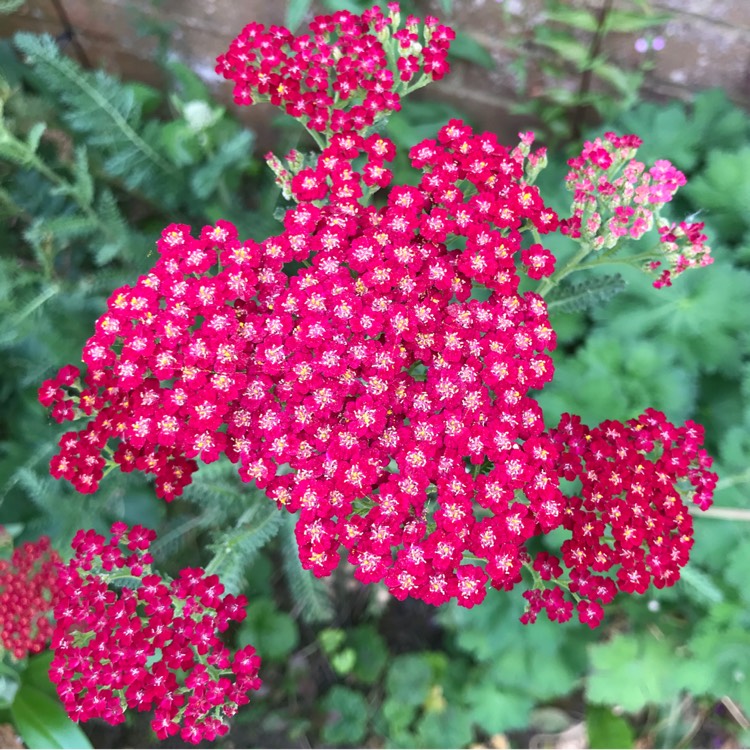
top-left (0, 532), bottom-right (61, 659)
top-left (216, 3), bottom-right (454, 135)
top-left (516, 409), bottom-right (717, 627)
top-left (41, 121), bottom-right (564, 609)
top-left (50, 523), bottom-right (261, 744)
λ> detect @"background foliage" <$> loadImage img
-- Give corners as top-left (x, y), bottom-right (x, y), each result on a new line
top-left (1, 1), bottom-right (749, 747)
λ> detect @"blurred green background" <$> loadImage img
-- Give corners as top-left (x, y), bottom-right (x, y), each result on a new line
top-left (1, 0), bottom-right (750, 747)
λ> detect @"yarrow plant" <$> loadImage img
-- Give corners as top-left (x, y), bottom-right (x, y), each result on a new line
top-left (0, 530), bottom-right (61, 660)
top-left (50, 523), bottom-right (261, 743)
top-left (34, 2), bottom-right (717, 741)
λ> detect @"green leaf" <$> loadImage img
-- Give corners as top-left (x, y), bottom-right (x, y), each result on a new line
top-left (331, 648), bottom-right (356, 676)
top-left (22, 651), bottom-right (56, 696)
top-left (592, 61), bottom-right (642, 100)
top-left (10, 684), bottom-right (93, 749)
top-left (165, 59), bottom-right (211, 102)
top-left (547, 273), bottom-right (626, 313)
top-left (587, 634), bottom-right (697, 712)
top-left (592, 262), bottom-right (750, 376)
top-left (449, 31), bottom-right (495, 69)
top-left (319, 627), bottom-right (346, 655)
top-left (586, 705), bottom-right (635, 749)
top-left (286, 0), bottom-right (313, 32)
top-left (544, 2), bottom-right (598, 32)
top-left (724, 539), bottom-right (750, 604)
top-left (321, 686), bottom-right (369, 746)
top-left (416, 705), bottom-right (473, 749)
top-left (25, 122), bottom-right (46, 153)
top-left (281, 514), bottom-right (333, 624)
top-left (602, 9), bottom-right (672, 33)
top-left (538, 334), bottom-right (696, 428)
top-left (684, 147), bottom-right (750, 241)
top-left (72, 146), bottom-right (94, 206)
top-left (349, 625), bottom-right (388, 685)
top-left (206, 501), bottom-right (284, 594)
top-left (386, 653), bottom-right (434, 707)
top-left (463, 682), bottom-right (533, 734)
top-left (0, 661), bottom-right (21, 710)
top-left (534, 26), bottom-right (590, 69)
top-left (237, 597), bottom-right (299, 661)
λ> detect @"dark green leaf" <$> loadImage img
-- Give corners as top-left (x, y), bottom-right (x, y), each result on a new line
top-left (0, 661), bottom-right (20, 710)
top-left (349, 625), bottom-right (388, 685)
top-left (10, 684), bottom-right (92, 749)
top-left (22, 651), bottom-right (56, 696)
top-left (586, 705), bottom-right (635, 749)
top-left (321, 686), bottom-right (369, 746)
top-left (237, 597), bottom-right (299, 661)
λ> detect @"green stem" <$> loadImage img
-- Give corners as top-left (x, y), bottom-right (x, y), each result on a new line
top-left (303, 126), bottom-right (326, 151)
top-left (536, 242), bottom-right (594, 297)
top-left (572, 246), bottom-right (661, 274)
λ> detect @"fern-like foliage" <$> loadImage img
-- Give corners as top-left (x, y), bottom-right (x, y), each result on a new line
top-left (206, 503), bottom-right (284, 594)
top-left (281, 514), bottom-right (334, 624)
top-left (180, 457), bottom-right (261, 524)
top-left (14, 33), bottom-right (180, 205)
top-left (546, 273), bottom-right (626, 313)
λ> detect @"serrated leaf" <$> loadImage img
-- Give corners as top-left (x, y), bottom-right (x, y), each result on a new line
top-left (547, 273), bottom-right (626, 313)
top-left (684, 147), bottom-right (750, 241)
top-left (592, 261), bottom-right (750, 376)
top-left (321, 686), bottom-right (369, 746)
top-left (463, 682), bottom-right (533, 734)
top-left (449, 31), bottom-right (495, 69)
top-left (417, 705), bottom-right (474, 749)
top-left (207, 502), bottom-right (284, 594)
top-left (587, 634), bottom-right (695, 711)
top-left (386, 653), bottom-right (434, 707)
top-left (281, 514), bottom-right (334, 624)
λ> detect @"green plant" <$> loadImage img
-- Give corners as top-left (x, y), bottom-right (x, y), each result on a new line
top-left (509, 0), bottom-right (671, 142)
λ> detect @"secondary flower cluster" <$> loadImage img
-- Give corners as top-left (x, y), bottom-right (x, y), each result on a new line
top-left (0, 532), bottom-right (61, 659)
top-left (216, 3), bottom-right (454, 135)
top-left (652, 219), bottom-right (712, 288)
top-left (50, 524), bottom-right (261, 744)
top-left (561, 132), bottom-right (711, 285)
top-left (516, 409), bottom-right (717, 627)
